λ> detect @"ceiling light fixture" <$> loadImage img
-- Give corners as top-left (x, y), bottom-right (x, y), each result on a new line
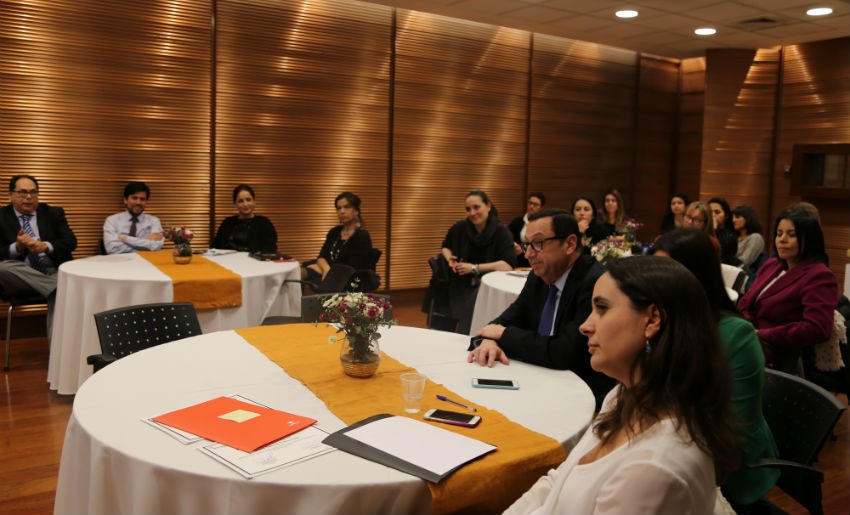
top-left (615, 10), bottom-right (639, 19)
top-left (806, 7), bottom-right (833, 16)
top-left (694, 27), bottom-right (717, 36)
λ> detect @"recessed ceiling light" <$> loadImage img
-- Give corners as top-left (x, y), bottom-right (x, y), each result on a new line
top-left (807, 7), bottom-right (833, 16)
top-left (694, 27), bottom-right (717, 36)
top-left (615, 10), bottom-right (639, 19)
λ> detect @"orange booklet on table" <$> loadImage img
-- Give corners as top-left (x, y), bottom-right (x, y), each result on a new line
top-left (153, 396), bottom-right (316, 453)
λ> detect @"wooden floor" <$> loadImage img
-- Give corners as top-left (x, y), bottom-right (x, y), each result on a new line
top-left (1, 298), bottom-right (848, 514)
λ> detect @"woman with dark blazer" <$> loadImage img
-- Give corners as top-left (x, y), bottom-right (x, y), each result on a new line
top-left (213, 184), bottom-right (278, 253)
top-left (738, 208), bottom-right (838, 375)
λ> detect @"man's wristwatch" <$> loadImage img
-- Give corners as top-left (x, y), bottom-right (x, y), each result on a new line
top-left (471, 264), bottom-right (479, 276)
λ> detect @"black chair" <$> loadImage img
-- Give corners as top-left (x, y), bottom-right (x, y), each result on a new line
top-left (2, 291), bottom-right (49, 371)
top-left (87, 302), bottom-right (202, 372)
top-left (348, 248), bottom-right (382, 293)
top-left (421, 255), bottom-right (457, 332)
top-left (262, 293), bottom-right (393, 326)
top-left (747, 369), bottom-right (846, 515)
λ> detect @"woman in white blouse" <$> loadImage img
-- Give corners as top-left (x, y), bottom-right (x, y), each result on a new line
top-left (503, 257), bottom-right (738, 515)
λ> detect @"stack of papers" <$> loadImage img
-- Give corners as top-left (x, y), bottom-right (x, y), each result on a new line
top-left (323, 414), bottom-right (496, 483)
top-left (153, 396), bottom-right (316, 452)
top-left (149, 396), bottom-right (334, 478)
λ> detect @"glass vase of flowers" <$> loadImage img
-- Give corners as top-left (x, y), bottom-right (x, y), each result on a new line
top-left (590, 236), bottom-right (633, 265)
top-left (163, 226), bottom-right (195, 264)
top-left (614, 218), bottom-right (644, 245)
top-left (320, 292), bottom-right (394, 378)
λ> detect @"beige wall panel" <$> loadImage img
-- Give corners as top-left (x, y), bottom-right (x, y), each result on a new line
top-left (214, 0), bottom-right (392, 280)
top-left (701, 48), bottom-right (780, 235)
top-left (390, 11), bottom-right (529, 289)
top-left (0, 0), bottom-right (212, 255)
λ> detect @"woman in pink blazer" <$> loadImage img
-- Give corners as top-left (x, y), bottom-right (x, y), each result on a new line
top-left (738, 208), bottom-right (838, 374)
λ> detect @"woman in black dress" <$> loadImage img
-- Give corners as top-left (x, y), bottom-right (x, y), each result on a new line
top-left (213, 184), bottom-right (278, 253)
top-left (302, 191), bottom-right (373, 283)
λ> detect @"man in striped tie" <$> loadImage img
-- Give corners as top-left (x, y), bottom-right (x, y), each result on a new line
top-left (102, 181), bottom-right (163, 254)
top-left (0, 175), bottom-right (78, 338)
top-left (467, 208), bottom-right (613, 409)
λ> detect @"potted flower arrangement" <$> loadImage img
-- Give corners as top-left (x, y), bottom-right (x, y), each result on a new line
top-left (615, 218), bottom-right (643, 244)
top-left (163, 226), bottom-right (195, 264)
top-left (591, 236), bottom-right (634, 265)
top-left (320, 292), bottom-right (394, 378)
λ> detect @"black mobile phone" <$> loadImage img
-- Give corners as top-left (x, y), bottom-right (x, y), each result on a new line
top-left (423, 409), bottom-right (481, 428)
top-left (468, 335), bottom-right (484, 351)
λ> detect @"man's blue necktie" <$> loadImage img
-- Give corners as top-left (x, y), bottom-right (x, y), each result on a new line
top-left (129, 215), bottom-right (138, 237)
top-left (20, 214), bottom-right (48, 274)
top-left (537, 284), bottom-right (559, 336)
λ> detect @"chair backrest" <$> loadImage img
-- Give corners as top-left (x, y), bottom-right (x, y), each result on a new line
top-left (762, 368), bottom-right (845, 466)
top-left (301, 293), bottom-right (393, 323)
top-left (314, 263), bottom-right (357, 294)
top-left (720, 263), bottom-right (748, 294)
top-left (93, 302), bottom-right (202, 360)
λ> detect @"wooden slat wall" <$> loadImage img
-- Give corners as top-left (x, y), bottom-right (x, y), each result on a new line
top-left (214, 0), bottom-right (392, 282)
top-left (776, 38), bottom-right (850, 285)
top-left (2, 0), bottom-right (844, 297)
top-left (677, 57), bottom-right (706, 207)
top-left (633, 56), bottom-right (679, 240)
top-left (528, 36), bottom-right (637, 213)
top-left (390, 11), bottom-right (530, 289)
top-left (0, 0), bottom-right (212, 255)
top-left (701, 48), bottom-right (781, 235)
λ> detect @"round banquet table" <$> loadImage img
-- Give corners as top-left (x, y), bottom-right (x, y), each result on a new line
top-left (468, 270), bottom-right (529, 335)
top-left (54, 325), bottom-right (596, 515)
top-left (469, 271), bottom-right (740, 329)
top-left (47, 252), bottom-right (301, 394)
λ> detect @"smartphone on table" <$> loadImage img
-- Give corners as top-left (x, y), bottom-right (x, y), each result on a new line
top-left (471, 378), bottom-right (519, 390)
top-left (423, 409), bottom-right (481, 428)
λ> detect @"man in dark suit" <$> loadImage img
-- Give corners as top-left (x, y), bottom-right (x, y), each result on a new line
top-left (468, 208), bottom-right (614, 408)
top-left (0, 175), bottom-right (77, 337)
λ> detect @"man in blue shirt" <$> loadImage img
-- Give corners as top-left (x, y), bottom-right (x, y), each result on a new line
top-left (103, 181), bottom-right (164, 254)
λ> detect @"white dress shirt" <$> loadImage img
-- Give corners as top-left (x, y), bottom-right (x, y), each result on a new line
top-left (103, 211), bottom-right (163, 254)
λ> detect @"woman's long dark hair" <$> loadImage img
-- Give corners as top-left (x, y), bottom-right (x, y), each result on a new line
top-left (708, 197), bottom-right (734, 232)
top-left (774, 208), bottom-right (828, 264)
top-left (652, 228), bottom-right (738, 316)
top-left (593, 257), bottom-right (738, 481)
top-left (732, 205), bottom-right (761, 236)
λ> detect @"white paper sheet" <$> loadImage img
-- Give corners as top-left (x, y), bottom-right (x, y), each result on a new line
top-left (344, 416), bottom-right (496, 476)
top-left (200, 426), bottom-right (335, 479)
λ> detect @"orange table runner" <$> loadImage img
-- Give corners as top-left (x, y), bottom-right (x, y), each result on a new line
top-left (238, 324), bottom-right (566, 515)
top-left (139, 250), bottom-right (242, 310)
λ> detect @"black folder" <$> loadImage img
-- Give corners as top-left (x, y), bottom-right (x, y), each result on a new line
top-left (322, 413), bottom-right (495, 483)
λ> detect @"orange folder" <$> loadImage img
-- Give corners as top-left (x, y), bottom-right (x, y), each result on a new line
top-left (153, 396), bottom-right (316, 452)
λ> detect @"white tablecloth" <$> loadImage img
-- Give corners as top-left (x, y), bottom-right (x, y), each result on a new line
top-left (469, 271), bottom-right (528, 335)
top-left (54, 325), bottom-right (595, 515)
top-left (47, 252), bottom-right (301, 394)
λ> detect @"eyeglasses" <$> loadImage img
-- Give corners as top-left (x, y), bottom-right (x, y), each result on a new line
top-left (520, 236), bottom-right (561, 253)
top-left (685, 215), bottom-right (705, 224)
top-left (12, 189), bottom-right (38, 197)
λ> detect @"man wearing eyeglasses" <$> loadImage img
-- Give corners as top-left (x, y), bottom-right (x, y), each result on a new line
top-left (103, 181), bottom-right (164, 254)
top-left (468, 208), bottom-right (614, 408)
top-left (0, 175), bottom-right (78, 336)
